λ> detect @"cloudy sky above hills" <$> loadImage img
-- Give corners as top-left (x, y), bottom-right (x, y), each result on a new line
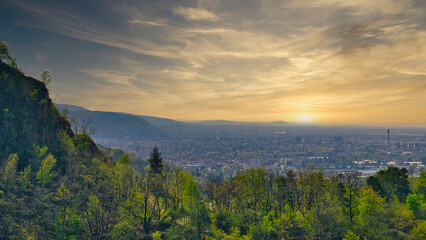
top-left (1, 0), bottom-right (425, 125)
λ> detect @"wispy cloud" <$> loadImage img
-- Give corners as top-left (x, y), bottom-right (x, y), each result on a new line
top-left (173, 7), bottom-right (218, 21)
top-left (3, 0), bottom-right (426, 125)
top-left (128, 19), bottom-right (169, 27)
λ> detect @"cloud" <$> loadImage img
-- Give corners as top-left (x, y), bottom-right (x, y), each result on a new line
top-left (34, 53), bottom-right (46, 65)
top-left (4, 0), bottom-right (426, 125)
top-left (173, 7), bottom-right (218, 21)
top-left (128, 19), bottom-right (169, 27)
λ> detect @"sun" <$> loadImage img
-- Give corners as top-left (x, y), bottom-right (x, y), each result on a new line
top-left (296, 114), bottom-right (312, 124)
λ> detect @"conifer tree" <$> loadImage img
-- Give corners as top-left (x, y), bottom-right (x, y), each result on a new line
top-left (149, 146), bottom-right (163, 174)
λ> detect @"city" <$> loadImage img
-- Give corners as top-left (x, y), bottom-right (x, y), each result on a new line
top-left (94, 125), bottom-right (426, 179)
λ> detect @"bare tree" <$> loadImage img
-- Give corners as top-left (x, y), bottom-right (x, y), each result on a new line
top-left (81, 118), bottom-right (97, 135)
top-left (69, 116), bottom-right (80, 134)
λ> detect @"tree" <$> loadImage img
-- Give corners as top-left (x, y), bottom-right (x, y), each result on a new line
top-left (149, 146), bottom-right (163, 174)
top-left (411, 220), bottom-right (426, 240)
top-left (343, 230), bottom-right (360, 240)
top-left (341, 171), bottom-right (361, 222)
top-left (54, 183), bottom-right (73, 228)
top-left (69, 116), bottom-right (80, 134)
top-left (81, 118), bottom-right (97, 135)
top-left (406, 193), bottom-right (422, 218)
top-left (36, 153), bottom-right (57, 187)
top-left (0, 41), bottom-right (8, 58)
top-left (367, 166), bottom-right (409, 202)
top-left (68, 117), bottom-right (97, 135)
top-left (40, 70), bottom-right (52, 88)
top-left (0, 41), bottom-right (20, 71)
top-left (416, 171), bottom-right (426, 199)
top-left (355, 187), bottom-right (388, 239)
top-left (85, 194), bottom-right (107, 237)
top-left (3, 153), bottom-right (19, 192)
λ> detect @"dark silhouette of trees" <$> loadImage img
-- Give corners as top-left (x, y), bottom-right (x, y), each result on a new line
top-left (367, 166), bottom-right (409, 202)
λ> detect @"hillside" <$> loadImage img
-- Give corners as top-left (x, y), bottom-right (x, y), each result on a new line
top-left (0, 61), bottom-right (104, 169)
top-left (56, 104), bottom-right (184, 127)
top-left (56, 104), bottom-right (161, 139)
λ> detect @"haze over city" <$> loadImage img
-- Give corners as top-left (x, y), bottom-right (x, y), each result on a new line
top-left (1, 0), bottom-right (425, 126)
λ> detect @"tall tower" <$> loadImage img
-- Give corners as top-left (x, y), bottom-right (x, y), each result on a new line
top-left (387, 129), bottom-right (390, 152)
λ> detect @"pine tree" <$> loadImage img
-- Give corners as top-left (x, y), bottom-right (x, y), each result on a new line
top-left (149, 146), bottom-right (163, 174)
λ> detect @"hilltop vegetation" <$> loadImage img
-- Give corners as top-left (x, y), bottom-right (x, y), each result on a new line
top-left (1, 44), bottom-right (426, 240)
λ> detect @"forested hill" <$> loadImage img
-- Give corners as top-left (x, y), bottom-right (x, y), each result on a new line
top-left (0, 59), bottom-right (104, 169)
top-left (55, 103), bottom-right (161, 139)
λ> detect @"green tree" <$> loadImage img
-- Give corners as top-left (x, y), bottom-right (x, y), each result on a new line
top-left (341, 171), bottom-right (361, 222)
top-left (86, 194), bottom-right (107, 237)
top-left (152, 231), bottom-right (162, 240)
top-left (0, 41), bottom-right (20, 71)
top-left (149, 146), bottom-right (163, 174)
top-left (416, 171), bottom-right (426, 199)
top-left (54, 183), bottom-right (73, 228)
top-left (3, 153), bottom-right (19, 189)
top-left (184, 176), bottom-right (210, 239)
top-left (40, 70), bottom-right (52, 88)
top-left (411, 220), bottom-right (426, 240)
top-left (110, 220), bottom-right (138, 240)
top-left (355, 187), bottom-right (388, 239)
top-left (118, 154), bottom-right (132, 165)
top-left (36, 153), bottom-right (56, 187)
top-left (343, 230), bottom-right (360, 240)
top-left (367, 166), bottom-right (409, 202)
top-left (406, 193), bottom-right (422, 218)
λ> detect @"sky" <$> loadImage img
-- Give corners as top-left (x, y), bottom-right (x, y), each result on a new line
top-left (0, 0), bottom-right (425, 126)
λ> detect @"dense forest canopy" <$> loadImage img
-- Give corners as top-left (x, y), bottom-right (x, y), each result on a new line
top-left (1, 43), bottom-right (426, 239)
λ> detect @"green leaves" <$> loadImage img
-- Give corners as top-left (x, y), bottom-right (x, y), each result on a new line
top-left (343, 230), bottom-right (360, 240)
top-left (3, 153), bottom-right (18, 183)
top-left (54, 183), bottom-right (72, 203)
top-left (39, 70), bottom-right (52, 88)
top-left (36, 153), bottom-right (56, 187)
top-left (149, 146), bottom-right (164, 174)
top-left (411, 220), bottom-right (426, 240)
top-left (0, 41), bottom-right (21, 73)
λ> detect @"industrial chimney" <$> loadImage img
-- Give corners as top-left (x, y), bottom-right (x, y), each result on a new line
top-left (387, 129), bottom-right (390, 152)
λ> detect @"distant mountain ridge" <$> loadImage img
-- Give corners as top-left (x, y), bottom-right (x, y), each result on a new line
top-left (195, 120), bottom-right (288, 126)
top-left (57, 104), bottom-right (288, 127)
top-left (56, 104), bottom-right (163, 139)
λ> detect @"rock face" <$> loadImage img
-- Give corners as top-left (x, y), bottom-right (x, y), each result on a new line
top-left (0, 60), bottom-right (104, 169)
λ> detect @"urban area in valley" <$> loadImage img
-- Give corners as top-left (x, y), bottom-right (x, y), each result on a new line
top-left (94, 124), bottom-right (426, 180)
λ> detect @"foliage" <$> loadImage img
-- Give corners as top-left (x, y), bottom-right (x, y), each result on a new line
top-left (367, 166), bottom-right (409, 202)
top-left (355, 186), bottom-right (387, 239)
top-left (40, 70), bottom-right (52, 88)
top-left (0, 41), bottom-right (20, 71)
top-left (36, 153), bottom-right (57, 187)
top-left (149, 146), bottom-right (164, 174)
top-left (411, 220), bottom-right (426, 240)
top-left (343, 230), bottom-right (360, 240)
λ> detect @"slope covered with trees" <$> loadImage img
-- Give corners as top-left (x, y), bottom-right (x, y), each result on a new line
top-left (1, 44), bottom-right (426, 240)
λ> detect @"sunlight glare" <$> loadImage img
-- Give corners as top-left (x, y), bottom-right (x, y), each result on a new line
top-left (296, 114), bottom-right (312, 124)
